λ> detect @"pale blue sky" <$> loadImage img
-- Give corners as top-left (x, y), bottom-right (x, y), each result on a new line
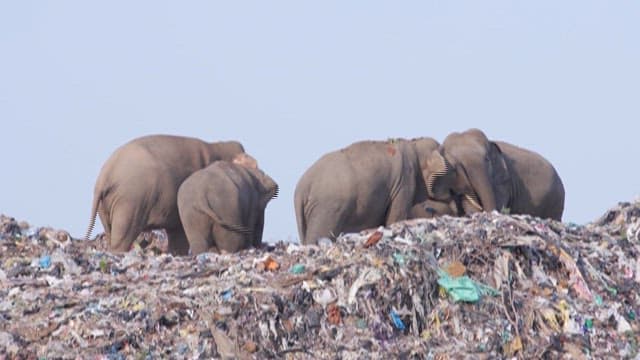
top-left (1, 1), bottom-right (638, 242)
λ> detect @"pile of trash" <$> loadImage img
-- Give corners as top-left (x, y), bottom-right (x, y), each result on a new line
top-left (2, 199), bottom-right (640, 359)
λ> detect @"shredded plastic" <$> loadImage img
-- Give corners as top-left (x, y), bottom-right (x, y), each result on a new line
top-left (1, 199), bottom-right (640, 358)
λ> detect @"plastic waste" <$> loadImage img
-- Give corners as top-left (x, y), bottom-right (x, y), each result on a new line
top-left (436, 269), bottom-right (498, 303)
top-left (1, 199), bottom-right (640, 358)
top-left (289, 264), bottom-right (305, 274)
top-left (38, 255), bottom-right (51, 269)
top-left (390, 309), bottom-right (405, 330)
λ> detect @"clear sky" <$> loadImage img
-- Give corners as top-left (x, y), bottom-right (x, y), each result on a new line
top-left (1, 1), bottom-right (638, 243)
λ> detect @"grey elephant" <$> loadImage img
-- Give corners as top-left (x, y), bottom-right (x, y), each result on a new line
top-left (177, 158), bottom-right (278, 255)
top-left (85, 134), bottom-right (246, 254)
top-left (410, 197), bottom-right (462, 219)
top-left (426, 128), bottom-right (565, 220)
top-left (294, 137), bottom-right (456, 245)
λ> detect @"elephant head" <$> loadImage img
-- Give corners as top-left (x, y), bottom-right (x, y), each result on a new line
top-left (409, 137), bottom-right (447, 199)
top-left (230, 153), bottom-right (278, 207)
top-left (229, 153), bottom-right (278, 205)
top-left (426, 129), bottom-right (510, 214)
top-left (257, 170), bottom-right (279, 204)
top-left (232, 153), bottom-right (259, 169)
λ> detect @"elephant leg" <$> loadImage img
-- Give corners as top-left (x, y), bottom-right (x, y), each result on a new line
top-left (385, 191), bottom-right (412, 226)
top-left (303, 210), bottom-right (345, 245)
top-left (207, 244), bottom-right (221, 254)
top-left (167, 226), bottom-right (190, 256)
top-left (180, 210), bottom-right (212, 256)
top-left (98, 205), bottom-right (111, 240)
top-left (212, 224), bottom-right (250, 253)
top-left (109, 202), bottom-right (145, 253)
top-left (253, 213), bottom-right (265, 248)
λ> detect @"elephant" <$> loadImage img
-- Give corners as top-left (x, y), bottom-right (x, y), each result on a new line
top-left (294, 137), bottom-right (456, 245)
top-left (85, 134), bottom-right (246, 254)
top-left (426, 128), bottom-right (565, 220)
top-left (410, 197), bottom-right (463, 219)
top-left (177, 159), bottom-right (278, 255)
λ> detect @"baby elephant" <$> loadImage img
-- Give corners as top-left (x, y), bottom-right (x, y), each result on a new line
top-left (410, 197), bottom-right (462, 219)
top-left (177, 158), bottom-right (278, 255)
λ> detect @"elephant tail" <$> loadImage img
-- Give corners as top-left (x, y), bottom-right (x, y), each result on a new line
top-left (85, 192), bottom-right (101, 241)
top-left (199, 207), bottom-right (253, 235)
top-left (294, 187), bottom-right (306, 244)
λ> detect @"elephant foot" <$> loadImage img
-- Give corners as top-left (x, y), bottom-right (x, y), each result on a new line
top-left (108, 235), bottom-right (136, 253)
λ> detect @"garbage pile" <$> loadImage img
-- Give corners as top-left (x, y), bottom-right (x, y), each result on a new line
top-left (2, 200), bottom-right (640, 359)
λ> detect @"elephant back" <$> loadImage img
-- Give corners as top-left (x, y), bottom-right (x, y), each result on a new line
top-left (130, 135), bottom-right (212, 172)
top-left (494, 141), bottom-right (565, 219)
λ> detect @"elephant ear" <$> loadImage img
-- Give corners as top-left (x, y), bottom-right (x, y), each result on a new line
top-left (259, 173), bottom-right (279, 205)
top-left (270, 184), bottom-right (279, 200)
top-left (426, 150), bottom-right (452, 199)
top-left (257, 182), bottom-right (278, 212)
top-left (487, 142), bottom-right (511, 211)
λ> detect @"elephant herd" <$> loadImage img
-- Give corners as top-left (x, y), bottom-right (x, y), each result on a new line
top-left (85, 129), bottom-right (565, 256)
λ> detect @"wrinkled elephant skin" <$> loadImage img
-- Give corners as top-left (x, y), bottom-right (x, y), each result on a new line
top-left (294, 138), bottom-right (447, 245)
top-left (85, 135), bottom-right (246, 254)
top-left (427, 128), bottom-right (565, 220)
top-left (177, 161), bottom-right (278, 255)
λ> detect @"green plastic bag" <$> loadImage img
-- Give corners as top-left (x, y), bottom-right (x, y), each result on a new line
top-left (437, 270), bottom-right (499, 303)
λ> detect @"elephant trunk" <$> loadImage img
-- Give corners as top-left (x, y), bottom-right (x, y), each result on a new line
top-left (464, 163), bottom-right (497, 212)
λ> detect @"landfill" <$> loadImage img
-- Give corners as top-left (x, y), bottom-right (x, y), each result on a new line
top-left (2, 199), bottom-right (640, 359)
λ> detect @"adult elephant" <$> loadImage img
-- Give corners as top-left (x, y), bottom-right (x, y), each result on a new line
top-left (294, 137), bottom-right (456, 245)
top-left (85, 134), bottom-right (246, 254)
top-left (177, 158), bottom-right (278, 255)
top-left (426, 129), bottom-right (565, 220)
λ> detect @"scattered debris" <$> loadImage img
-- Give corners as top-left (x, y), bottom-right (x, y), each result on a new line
top-left (1, 199), bottom-right (640, 358)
